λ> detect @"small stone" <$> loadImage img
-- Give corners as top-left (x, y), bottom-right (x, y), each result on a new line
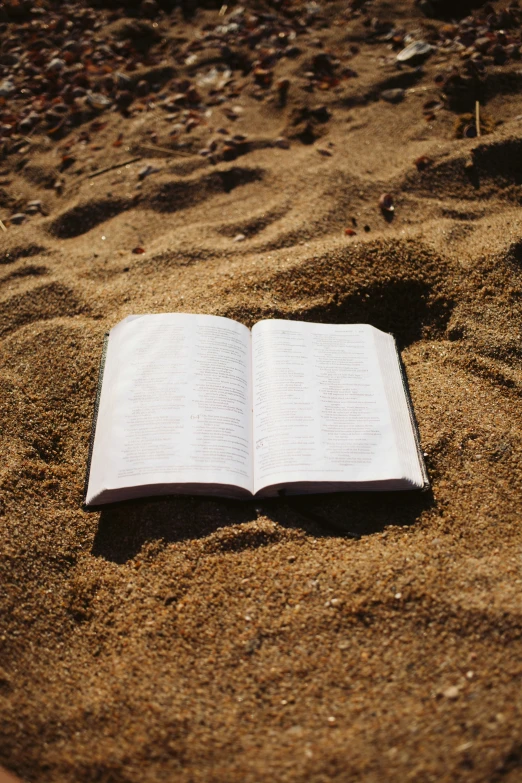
top-left (10, 213), bottom-right (26, 225)
top-left (274, 137), bottom-right (290, 149)
top-left (0, 79), bottom-right (15, 97)
top-left (276, 78), bottom-right (290, 106)
top-left (381, 88), bottom-right (405, 104)
top-left (253, 67), bottom-right (273, 87)
top-left (222, 145), bottom-right (237, 161)
top-left (379, 193), bottom-right (394, 212)
top-left (443, 686), bottom-right (460, 700)
top-left (492, 44), bottom-right (507, 65)
top-left (474, 37), bottom-right (493, 54)
top-left (115, 72), bottom-right (132, 89)
top-left (45, 109), bottom-right (64, 125)
top-left (116, 91), bottom-right (134, 110)
top-left (233, 233), bottom-right (246, 242)
top-left (47, 58), bottom-right (66, 72)
top-left (414, 155), bottom-right (432, 171)
top-left (136, 80), bottom-right (150, 97)
top-left (418, 0), bottom-right (435, 15)
top-left (141, 0), bottom-right (159, 16)
top-left (86, 92), bottom-right (112, 111)
top-left (287, 725), bottom-right (304, 736)
top-left (138, 165), bottom-right (159, 181)
top-left (396, 41), bottom-right (432, 64)
top-left (26, 200), bottom-right (43, 215)
top-left (19, 117), bottom-right (34, 133)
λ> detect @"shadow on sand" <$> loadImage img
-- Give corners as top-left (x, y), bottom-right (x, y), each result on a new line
top-left (92, 488), bottom-right (434, 563)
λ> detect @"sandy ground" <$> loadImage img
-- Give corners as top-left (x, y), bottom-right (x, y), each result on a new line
top-left (1, 0), bottom-right (522, 781)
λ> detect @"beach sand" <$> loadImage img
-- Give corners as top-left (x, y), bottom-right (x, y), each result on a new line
top-left (1, 0), bottom-right (522, 780)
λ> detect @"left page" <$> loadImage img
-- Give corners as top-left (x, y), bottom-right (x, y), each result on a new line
top-left (85, 313), bottom-right (253, 506)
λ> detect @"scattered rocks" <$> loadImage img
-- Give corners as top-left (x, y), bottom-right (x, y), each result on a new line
top-left (26, 200), bottom-right (43, 215)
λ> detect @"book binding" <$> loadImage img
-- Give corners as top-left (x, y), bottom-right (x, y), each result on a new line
top-left (393, 341), bottom-right (430, 489)
top-left (82, 333), bottom-right (109, 511)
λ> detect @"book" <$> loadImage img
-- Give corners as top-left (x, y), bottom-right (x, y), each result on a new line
top-left (84, 314), bottom-right (428, 508)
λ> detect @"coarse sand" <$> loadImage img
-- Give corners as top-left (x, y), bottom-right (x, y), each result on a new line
top-left (1, 1), bottom-right (522, 781)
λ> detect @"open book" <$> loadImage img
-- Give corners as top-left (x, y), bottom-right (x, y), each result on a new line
top-left (84, 314), bottom-right (428, 507)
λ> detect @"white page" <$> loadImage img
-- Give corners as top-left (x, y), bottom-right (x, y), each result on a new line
top-left (86, 313), bottom-right (253, 504)
top-left (252, 321), bottom-right (403, 493)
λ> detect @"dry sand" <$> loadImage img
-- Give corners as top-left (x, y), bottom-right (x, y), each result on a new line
top-left (1, 0), bottom-right (522, 781)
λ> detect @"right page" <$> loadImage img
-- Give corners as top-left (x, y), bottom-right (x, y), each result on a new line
top-left (252, 320), bottom-right (426, 496)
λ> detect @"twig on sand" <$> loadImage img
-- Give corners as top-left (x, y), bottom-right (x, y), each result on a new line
top-left (87, 156), bottom-right (143, 180)
top-left (476, 100), bottom-right (481, 137)
top-left (0, 219), bottom-right (7, 232)
top-left (137, 143), bottom-right (193, 158)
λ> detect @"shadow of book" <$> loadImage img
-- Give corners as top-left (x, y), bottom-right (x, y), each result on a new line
top-left (92, 489), bottom-right (433, 563)
top-left (92, 496), bottom-right (258, 563)
top-left (266, 488), bottom-right (434, 539)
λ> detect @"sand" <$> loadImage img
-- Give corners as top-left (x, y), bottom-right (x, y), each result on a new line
top-left (1, 0), bottom-right (522, 781)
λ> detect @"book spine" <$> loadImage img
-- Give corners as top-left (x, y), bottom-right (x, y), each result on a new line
top-left (82, 333), bottom-right (110, 511)
top-left (393, 340), bottom-right (430, 489)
